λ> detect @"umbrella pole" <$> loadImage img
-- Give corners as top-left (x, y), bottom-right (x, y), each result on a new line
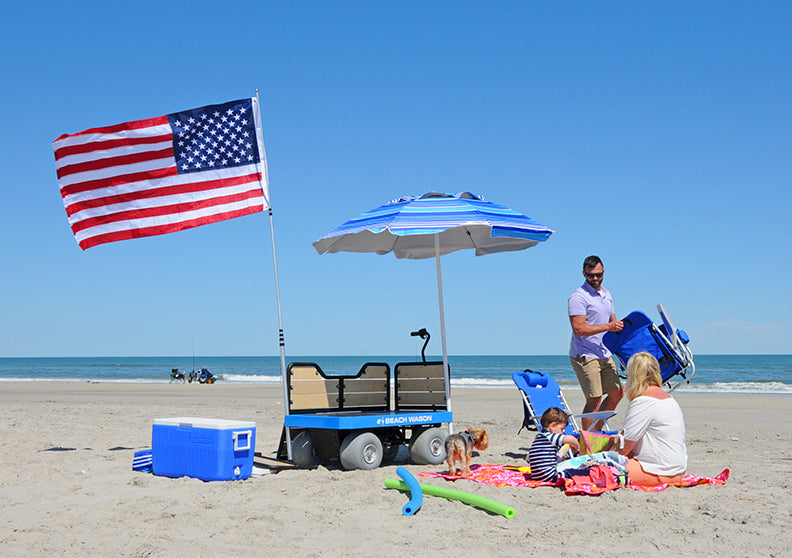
top-left (434, 234), bottom-right (453, 434)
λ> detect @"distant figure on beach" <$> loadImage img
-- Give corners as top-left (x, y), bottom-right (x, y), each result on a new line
top-left (170, 368), bottom-right (186, 383)
top-left (620, 351), bottom-right (687, 486)
top-left (196, 367), bottom-right (217, 384)
top-left (568, 255), bottom-right (624, 429)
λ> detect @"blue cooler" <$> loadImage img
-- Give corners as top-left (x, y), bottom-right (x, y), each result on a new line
top-left (152, 417), bottom-right (256, 481)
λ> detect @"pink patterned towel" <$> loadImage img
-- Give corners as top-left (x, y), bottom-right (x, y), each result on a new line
top-left (419, 464), bottom-right (730, 495)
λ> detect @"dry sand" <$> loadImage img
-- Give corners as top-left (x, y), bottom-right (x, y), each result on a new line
top-left (0, 381), bottom-right (789, 557)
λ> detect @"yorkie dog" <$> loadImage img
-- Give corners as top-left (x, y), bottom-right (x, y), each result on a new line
top-left (444, 426), bottom-right (489, 476)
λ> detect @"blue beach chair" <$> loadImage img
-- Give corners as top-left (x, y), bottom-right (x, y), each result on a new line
top-left (512, 369), bottom-right (616, 436)
top-left (603, 303), bottom-right (695, 392)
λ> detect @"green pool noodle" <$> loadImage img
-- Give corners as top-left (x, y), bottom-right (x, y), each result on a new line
top-left (384, 478), bottom-right (515, 519)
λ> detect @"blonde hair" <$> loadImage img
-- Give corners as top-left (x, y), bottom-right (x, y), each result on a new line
top-left (626, 351), bottom-right (662, 401)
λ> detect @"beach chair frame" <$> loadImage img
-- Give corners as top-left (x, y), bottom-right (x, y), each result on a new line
top-left (512, 369), bottom-right (615, 436)
top-left (604, 304), bottom-right (695, 392)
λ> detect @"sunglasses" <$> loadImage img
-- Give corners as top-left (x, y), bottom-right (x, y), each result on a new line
top-left (585, 272), bottom-right (604, 279)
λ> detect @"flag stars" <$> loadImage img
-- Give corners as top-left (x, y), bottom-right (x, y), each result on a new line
top-left (169, 100), bottom-right (259, 173)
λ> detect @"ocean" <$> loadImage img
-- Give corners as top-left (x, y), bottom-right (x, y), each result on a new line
top-left (0, 354), bottom-right (789, 394)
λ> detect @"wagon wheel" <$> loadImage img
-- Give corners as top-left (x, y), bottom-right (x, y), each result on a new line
top-left (409, 427), bottom-right (446, 465)
top-left (291, 430), bottom-right (318, 468)
top-left (339, 430), bottom-right (383, 470)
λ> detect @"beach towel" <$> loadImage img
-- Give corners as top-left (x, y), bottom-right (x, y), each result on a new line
top-left (420, 464), bottom-right (729, 495)
top-left (132, 449), bottom-right (153, 473)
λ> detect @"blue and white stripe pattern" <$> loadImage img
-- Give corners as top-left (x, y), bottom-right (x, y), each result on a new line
top-left (313, 192), bottom-right (554, 260)
top-left (132, 449), bottom-right (153, 472)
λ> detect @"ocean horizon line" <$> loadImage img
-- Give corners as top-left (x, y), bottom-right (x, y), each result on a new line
top-left (3, 353), bottom-right (790, 359)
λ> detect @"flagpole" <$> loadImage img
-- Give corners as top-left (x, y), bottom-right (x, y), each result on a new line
top-left (254, 90), bottom-right (292, 461)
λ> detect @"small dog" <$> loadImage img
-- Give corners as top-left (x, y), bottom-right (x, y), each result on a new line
top-left (444, 427), bottom-right (489, 477)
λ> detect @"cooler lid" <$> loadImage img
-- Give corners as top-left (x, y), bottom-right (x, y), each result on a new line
top-left (153, 417), bottom-right (256, 429)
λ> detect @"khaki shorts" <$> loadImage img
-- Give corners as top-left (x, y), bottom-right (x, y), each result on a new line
top-left (569, 355), bottom-right (621, 399)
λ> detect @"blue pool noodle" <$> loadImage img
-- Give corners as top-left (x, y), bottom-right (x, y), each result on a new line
top-left (396, 466), bottom-right (423, 516)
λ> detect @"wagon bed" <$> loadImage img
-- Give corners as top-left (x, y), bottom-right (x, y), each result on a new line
top-left (277, 360), bottom-right (451, 469)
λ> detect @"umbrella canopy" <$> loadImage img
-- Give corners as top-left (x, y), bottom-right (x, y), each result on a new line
top-left (313, 191), bottom-right (555, 431)
top-left (313, 191), bottom-right (554, 259)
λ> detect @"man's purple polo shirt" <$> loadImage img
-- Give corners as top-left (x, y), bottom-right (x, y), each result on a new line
top-left (568, 282), bottom-right (615, 359)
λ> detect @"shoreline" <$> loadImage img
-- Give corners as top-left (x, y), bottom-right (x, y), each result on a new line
top-left (1, 382), bottom-right (789, 556)
top-left (1, 377), bottom-right (790, 396)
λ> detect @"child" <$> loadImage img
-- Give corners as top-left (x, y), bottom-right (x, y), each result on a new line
top-left (528, 407), bottom-right (580, 482)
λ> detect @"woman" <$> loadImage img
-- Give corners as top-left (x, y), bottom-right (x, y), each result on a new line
top-left (620, 351), bottom-right (687, 486)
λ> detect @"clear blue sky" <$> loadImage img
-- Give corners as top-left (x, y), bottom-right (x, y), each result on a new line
top-left (1, 2), bottom-right (789, 357)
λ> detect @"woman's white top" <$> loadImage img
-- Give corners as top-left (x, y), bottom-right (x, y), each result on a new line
top-left (622, 395), bottom-right (687, 476)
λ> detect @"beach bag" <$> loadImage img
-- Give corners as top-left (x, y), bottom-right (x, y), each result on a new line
top-left (579, 431), bottom-right (622, 455)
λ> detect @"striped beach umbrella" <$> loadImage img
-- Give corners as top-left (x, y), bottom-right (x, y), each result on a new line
top-left (313, 192), bottom-right (555, 429)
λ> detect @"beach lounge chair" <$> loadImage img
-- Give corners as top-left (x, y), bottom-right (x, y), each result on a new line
top-left (512, 369), bottom-right (616, 436)
top-left (603, 303), bottom-right (695, 392)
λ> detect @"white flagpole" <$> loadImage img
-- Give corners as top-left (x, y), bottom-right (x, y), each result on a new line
top-left (254, 91), bottom-right (292, 460)
top-left (434, 234), bottom-right (453, 435)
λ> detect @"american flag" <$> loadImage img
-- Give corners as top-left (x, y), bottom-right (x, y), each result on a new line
top-left (53, 98), bottom-right (270, 250)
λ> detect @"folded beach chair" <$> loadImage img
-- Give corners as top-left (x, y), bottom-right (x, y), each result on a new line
top-left (603, 303), bottom-right (695, 392)
top-left (512, 369), bottom-right (616, 436)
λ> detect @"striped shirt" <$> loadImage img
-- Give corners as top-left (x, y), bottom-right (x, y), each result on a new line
top-left (529, 431), bottom-right (565, 482)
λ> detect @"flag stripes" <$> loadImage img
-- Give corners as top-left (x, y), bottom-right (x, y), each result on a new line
top-left (70, 184), bottom-right (264, 234)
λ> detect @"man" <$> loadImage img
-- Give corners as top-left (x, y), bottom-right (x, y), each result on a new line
top-left (568, 255), bottom-right (624, 429)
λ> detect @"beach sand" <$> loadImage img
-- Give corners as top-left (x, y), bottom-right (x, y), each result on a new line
top-left (0, 382), bottom-right (789, 557)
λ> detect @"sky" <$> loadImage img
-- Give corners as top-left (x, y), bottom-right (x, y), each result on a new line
top-left (1, 2), bottom-right (790, 357)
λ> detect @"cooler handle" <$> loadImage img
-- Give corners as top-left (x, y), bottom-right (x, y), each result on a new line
top-left (233, 430), bottom-right (252, 451)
